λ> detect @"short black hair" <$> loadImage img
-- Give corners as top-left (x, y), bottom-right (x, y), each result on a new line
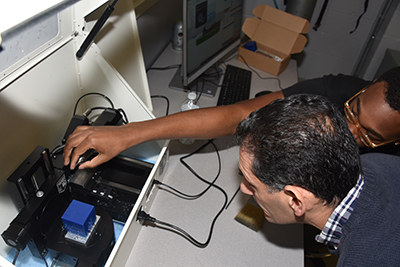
top-left (235, 94), bottom-right (361, 206)
top-left (376, 66), bottom-right (400, 112)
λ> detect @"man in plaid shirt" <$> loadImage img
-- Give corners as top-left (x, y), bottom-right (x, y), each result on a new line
top-left (236, 94), bottom-right (400, 266)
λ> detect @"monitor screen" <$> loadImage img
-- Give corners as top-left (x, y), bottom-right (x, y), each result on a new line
top-left (169, 0), bottom-right (243, 97)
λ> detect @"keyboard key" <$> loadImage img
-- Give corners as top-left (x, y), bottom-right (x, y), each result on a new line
top-left (217, 65), bottom-right (252, 106)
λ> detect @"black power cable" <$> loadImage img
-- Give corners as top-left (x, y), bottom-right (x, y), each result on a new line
top-left (12, 249), bottom-right (20, 265)
top-left (313, 0), bottom-right (329, 31)
top-left (151, 95), bottom-right (170, 116)
top-left (138, 140), bottom-right (228, 248)
top-left (72, 93), bottom-right (129, 124)
top-left (73, 92), bottom-right (115, 116)
top-left (237, 54), bottom-right (283, 90)
top-left (350, 0), bottom-right (369, 34)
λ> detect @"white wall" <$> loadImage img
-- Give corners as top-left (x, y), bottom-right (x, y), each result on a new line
top-left (363, 5), bottom-right (400, 79)
top-left (243, 0), bottom-right (400, 81)
top-left (137, 0), bottom-right (182, 70)
top-left (137, 0), bottom-right (400, 81)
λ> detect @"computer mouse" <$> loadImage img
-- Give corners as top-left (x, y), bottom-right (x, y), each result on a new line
top-left (255, 90), bottom-right (273, 98)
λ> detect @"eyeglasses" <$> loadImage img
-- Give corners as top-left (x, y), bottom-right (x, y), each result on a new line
top-left (344, 89), bottom-right (400, 148)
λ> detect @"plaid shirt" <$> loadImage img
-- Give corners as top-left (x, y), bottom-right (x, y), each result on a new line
top-left (316, 174), bottom-right (364, 249)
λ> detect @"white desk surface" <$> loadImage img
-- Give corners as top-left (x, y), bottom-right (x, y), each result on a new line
top-left (125, 44), bottom-right (304, 266)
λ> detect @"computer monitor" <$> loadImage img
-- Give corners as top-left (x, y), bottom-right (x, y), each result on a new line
top-left (169, 0), bottom-right (243, 97)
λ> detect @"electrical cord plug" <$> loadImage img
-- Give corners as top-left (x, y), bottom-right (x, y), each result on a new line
top-left (136, 209), bottom-right (209, 247)
top-left (137, 210), bottom-right (156, 223)
top-left (83, 108), bottom-right (92, 117)
top-left (135, 140), bottom-right (227, 248)
top-left (153, 180), bottom-right (162, 185)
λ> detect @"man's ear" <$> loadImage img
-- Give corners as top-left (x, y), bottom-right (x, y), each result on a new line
top-left (284, 185), bottom-right (312, 217)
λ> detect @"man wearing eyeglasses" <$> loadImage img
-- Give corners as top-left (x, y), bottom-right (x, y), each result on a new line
top-left (282, 66), bottom-right (400, 152)
top-left (64, 67), bottom-right (400, 169)
top-left (235, 94), bottom-right (400, 266)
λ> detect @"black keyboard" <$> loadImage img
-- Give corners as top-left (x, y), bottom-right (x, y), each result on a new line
top-left (217, 65), bottom-right (252, 106)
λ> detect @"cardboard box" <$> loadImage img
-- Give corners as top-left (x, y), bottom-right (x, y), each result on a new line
top-left (238, 5), bottom-right (310, 76)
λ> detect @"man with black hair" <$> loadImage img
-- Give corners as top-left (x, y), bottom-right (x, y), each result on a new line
top-left (236, 94), bottom-right (400, 266)
top-left (64, 67), bottom-right (400, 169)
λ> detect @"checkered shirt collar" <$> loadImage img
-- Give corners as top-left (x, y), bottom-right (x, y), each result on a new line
top-left (315, 174), bottom-right (364, 249)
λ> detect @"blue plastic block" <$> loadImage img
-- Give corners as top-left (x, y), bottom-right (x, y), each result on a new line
top-left (243, 41), bottom-right (258, 52)
top-left (61, 200), bottom-right (96, 237)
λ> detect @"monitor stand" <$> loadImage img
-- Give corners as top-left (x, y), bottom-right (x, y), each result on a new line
top-left (168, 67), bottom-right (219, 97)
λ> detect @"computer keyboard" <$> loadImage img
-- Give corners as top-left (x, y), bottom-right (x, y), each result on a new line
top-left (217, 65), bottom-right (252, 106)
